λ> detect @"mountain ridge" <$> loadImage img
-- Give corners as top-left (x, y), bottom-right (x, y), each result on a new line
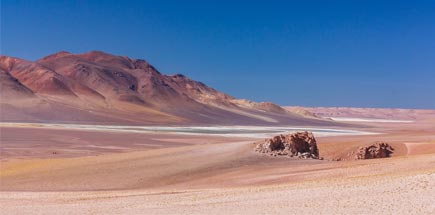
top-left (0, 51), bottom-right (334, 126)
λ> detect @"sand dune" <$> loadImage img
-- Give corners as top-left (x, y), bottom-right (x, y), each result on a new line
top-left (1, 143), bottom-right (434, 214)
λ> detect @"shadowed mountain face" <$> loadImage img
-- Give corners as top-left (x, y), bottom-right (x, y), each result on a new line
top-left (0, 51), bottom-right (333, 126)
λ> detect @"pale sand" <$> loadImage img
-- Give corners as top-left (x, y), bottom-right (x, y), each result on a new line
top-left (1, 155), bottom-right (434, 214)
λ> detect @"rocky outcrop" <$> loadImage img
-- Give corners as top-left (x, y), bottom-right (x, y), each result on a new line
top-left (355, 142), bottom-right (394, 159)
top-left (255, 131), bottom-right (319, 159)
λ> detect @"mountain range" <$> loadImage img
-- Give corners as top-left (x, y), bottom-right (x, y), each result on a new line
top-left (0, 51), bottom-right (332, 126)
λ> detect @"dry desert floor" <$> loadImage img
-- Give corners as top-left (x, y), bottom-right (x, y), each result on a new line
top-left (1, 116), bottom-right (435, 214)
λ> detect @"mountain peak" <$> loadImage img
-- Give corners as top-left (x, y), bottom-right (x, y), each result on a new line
top-left (81, 50), bottom-right (116, 58)
top-left (39, 51), bottom-right (72, 61)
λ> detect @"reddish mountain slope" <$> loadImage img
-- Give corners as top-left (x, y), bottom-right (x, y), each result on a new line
top-left (0, 69), bottom-right (34, 100)
top-left (0, 51), bottom-right (333, 126)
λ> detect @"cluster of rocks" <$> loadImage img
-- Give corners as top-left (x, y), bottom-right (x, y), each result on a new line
top-left (355, 142), bottom-right (394, 159)
top-left (255, 131), bottom-right (320, 159)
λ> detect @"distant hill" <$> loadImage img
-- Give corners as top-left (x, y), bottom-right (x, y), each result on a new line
top-left (285, 106), bottom-right (435, 121)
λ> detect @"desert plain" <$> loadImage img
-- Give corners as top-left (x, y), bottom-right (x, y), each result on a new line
top-left (1, 51), bottom-right (434, 214)
top-left (1, 108), bottom-right (435, 214)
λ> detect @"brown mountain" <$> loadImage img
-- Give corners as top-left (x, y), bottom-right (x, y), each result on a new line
top-left (0, 51), bottom-right (332, 125)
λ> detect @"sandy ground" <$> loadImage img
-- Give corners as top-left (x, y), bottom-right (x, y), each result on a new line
top-left (1, 166), bottom-right (434, 214)
top-left (0, 126), bottom-right (253, 160)
top-left (1, 115), bottom-right (435, 214)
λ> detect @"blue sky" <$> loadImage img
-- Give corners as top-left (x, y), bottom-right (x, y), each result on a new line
top-left (2, 0), bottom-right (434, 108)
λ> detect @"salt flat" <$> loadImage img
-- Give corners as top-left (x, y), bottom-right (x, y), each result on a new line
top-left (0, 122), bottom-right (377, 138)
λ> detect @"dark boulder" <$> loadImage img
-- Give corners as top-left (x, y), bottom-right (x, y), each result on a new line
top-left (355, 142), bottom-right (394, 159)
top-left (255, 131), bottom-right (319, 159)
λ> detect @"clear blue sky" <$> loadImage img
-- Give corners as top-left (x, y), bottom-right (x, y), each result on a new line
top-left (2, 0), bottom-right (434, 109)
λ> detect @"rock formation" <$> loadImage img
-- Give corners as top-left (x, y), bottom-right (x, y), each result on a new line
top-left (355, 142), bottom-right (394, 159)
top-left (255, 131), bottom-right (319, 159)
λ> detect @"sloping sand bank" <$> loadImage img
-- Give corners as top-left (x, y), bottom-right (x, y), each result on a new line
top-left (1, 154), bottom-right (434, 214)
